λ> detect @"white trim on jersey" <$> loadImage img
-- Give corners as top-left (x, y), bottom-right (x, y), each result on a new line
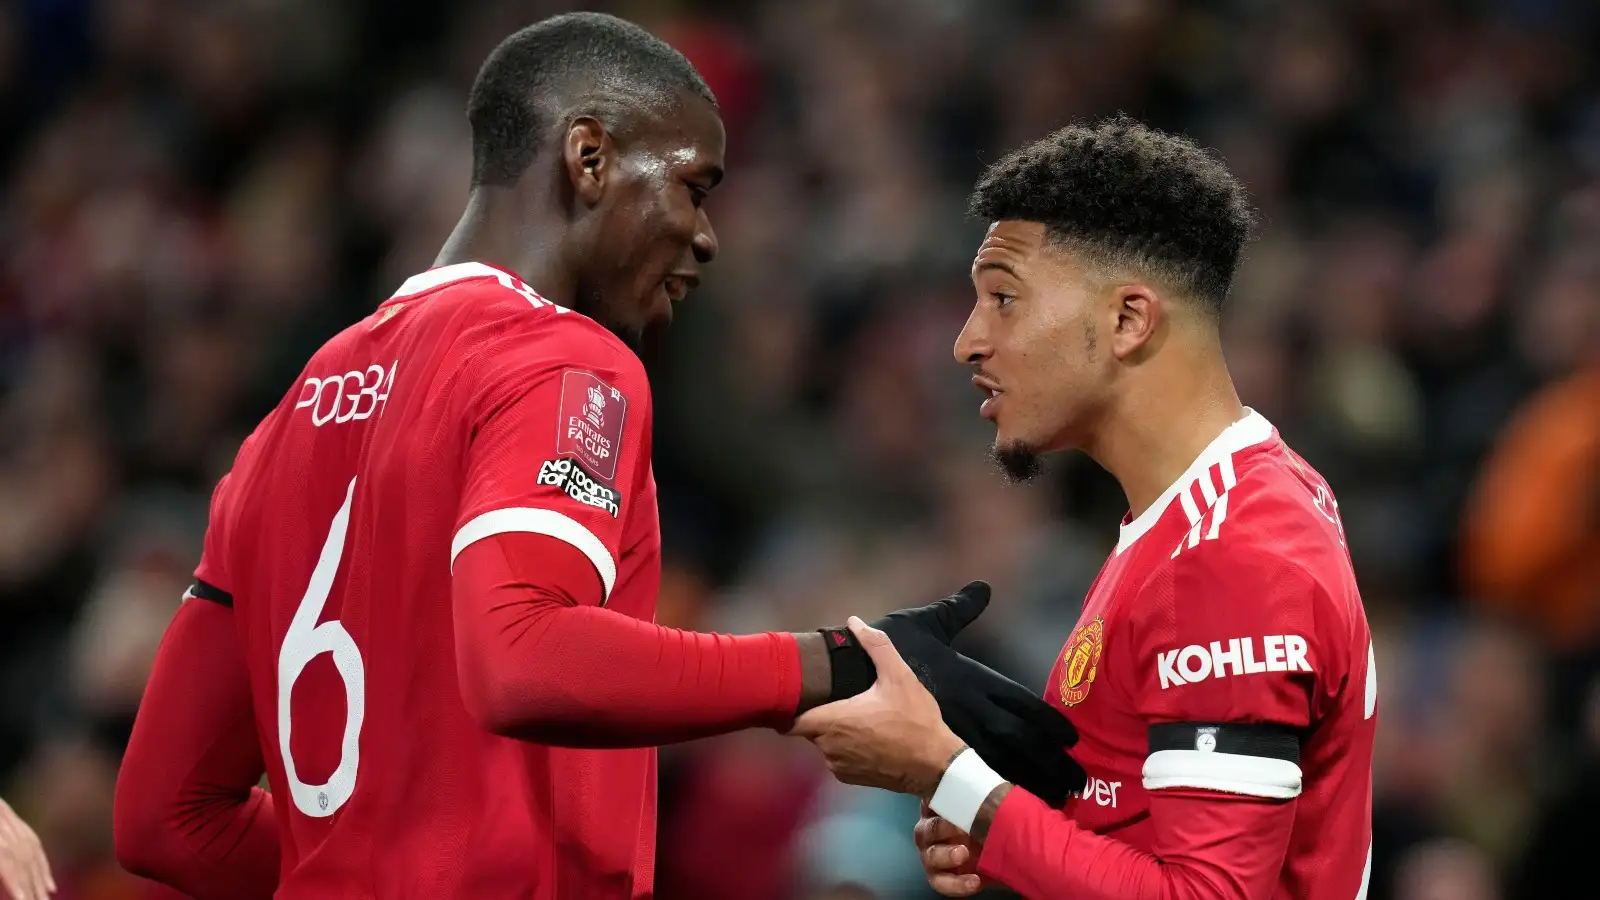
top-left (1142, 748), bottom-right (1303, 799)
top-left (451, 508), bottom-right (618, 600)
top-left (1365, 641), bottom-right (1378, 719)
top-left (392, 262), bottom-right (505, 298)
top-left (1118, 409), bottom-right (1275, 554)
top-left (1178, 485), bottom-right (1203, 528)
top-left (1355, 842), bottom-right (1372, 900)
top-left (1207, 454), bottom-right (1239, 541)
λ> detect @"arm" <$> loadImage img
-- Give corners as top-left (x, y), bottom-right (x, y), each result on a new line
top-left (967, 784), bottom-right (1293, 899)
top-left (448, 325), bottom-right (835, 745)
top-left (932, 542), bottom-right (1334, 899)
top-left (806, 624), bottom-right (1297, 900)
top-left (453, 530), bottom-right (832, 746)
top-left (114, 592), bottom-right (280, 899)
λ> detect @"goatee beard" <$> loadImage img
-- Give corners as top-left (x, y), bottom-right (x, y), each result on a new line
top-left (989, 441), bottom-right (1043, 483)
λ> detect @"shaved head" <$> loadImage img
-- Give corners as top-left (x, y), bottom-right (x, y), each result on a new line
top-left (467, 12), bottom-right (717, 186)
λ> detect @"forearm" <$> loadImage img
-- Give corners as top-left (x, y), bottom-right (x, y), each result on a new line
top-left (114, 598), bottom-right (280, 899)
top-left (971, 786), bottom-right (1293, 900)
top-left (454, 533), bottom-right (829, 747)
top-left (469, 603), bottom-right (813, 746)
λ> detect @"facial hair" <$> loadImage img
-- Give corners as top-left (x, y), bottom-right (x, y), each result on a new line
top-left (989, 441), bottom-right (1043, 483)
top-left (983, 313), bottom-right (1093, 485)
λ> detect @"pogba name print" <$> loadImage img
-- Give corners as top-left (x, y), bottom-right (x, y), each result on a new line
top-left (1156, 635), bottom-right (1312, 690)
top-left (294, 360), bottom-right (399, 427)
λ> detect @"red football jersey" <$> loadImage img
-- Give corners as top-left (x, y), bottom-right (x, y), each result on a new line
top-left (193, 262), bottom-right (662, 898)
top-left (980, 411), bottom-right (1376, 899)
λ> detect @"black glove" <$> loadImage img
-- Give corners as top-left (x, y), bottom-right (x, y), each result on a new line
top-left (819, 581), bottom-right (1086, 807)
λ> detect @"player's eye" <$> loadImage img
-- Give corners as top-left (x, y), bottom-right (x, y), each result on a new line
top-left (687, 184), bottom-right (709, 208)
top-left (993, 292), bottom-right (1016, 308)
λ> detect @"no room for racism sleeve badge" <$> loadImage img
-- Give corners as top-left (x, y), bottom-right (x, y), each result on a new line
top-left (1058, 617), bottom-right (1105, 707)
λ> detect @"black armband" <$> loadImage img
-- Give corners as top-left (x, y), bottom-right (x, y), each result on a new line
top-left (1144, 722), bottom-right (1304, 799)
top-left (187, 579), bottom-right (234, 608)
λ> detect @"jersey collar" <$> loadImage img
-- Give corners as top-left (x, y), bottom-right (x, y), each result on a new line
top-left (391, 262), bottom-right (510, 298)
top-left (1115, 409), bottom-right (1275, 555)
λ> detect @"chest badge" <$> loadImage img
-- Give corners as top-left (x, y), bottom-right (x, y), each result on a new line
top-left (1059, 616), bottom-right (1105, 707)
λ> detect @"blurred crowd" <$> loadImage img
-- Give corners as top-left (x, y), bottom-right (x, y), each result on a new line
top-left (0, 0), bottom-right (1597, 898)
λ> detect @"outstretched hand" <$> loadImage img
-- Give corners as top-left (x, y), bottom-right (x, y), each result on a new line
top-left (0, 797), bottom-right (53, 900)
top-left (792, 617), bottom-right (966, 799)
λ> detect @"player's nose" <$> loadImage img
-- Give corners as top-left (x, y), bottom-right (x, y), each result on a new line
top-left (692, 208), bottom-right (718, 264)
top-left (953, 307), bottom-right (992, 365)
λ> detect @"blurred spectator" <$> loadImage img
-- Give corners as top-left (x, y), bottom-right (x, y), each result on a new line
top-left (1394, 838), bottom-right (1501, 900)
top-left (1462, 329), bottom-right (1600, 653)
top-left (1508, 672), bottom-right (1600, 900)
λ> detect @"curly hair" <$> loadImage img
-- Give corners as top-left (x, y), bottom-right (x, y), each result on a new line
top-left (468, 13), bottom-right (716, 187)
top-left (969, 116), bottom-right (1255, 314)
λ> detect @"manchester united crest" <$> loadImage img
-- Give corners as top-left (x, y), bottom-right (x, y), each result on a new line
top-left (1058, 616), bottom-right (1105, 707)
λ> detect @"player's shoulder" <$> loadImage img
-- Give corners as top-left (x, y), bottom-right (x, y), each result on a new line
top-left (396, 262), bottom-right (640, 373)
top-left (1208, 439), bottom-right (1349, 577)
top-left (1132, 417), bottom-right (1354, 625)
top-left (1150, 528), bottom-right (1328, 627)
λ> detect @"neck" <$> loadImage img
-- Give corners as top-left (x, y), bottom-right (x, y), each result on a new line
top-left (1083, 336), bottom-right (1246, 522)
top-left (434, 185), bottom-right (575, 307)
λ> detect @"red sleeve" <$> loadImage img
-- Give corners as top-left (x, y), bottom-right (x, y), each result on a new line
top-left (452, 531), bottom-right (802, 746)
top-left (977, 536), bottom-right (1341, 899)
top-left (114, 597), bottom-right (279, 899)
top-left (978, 788), bottom-right (1293, 899)
top-left (192, 473), bottom-right (233, 594)
top-left (451, 321), bottom-right (648, 604)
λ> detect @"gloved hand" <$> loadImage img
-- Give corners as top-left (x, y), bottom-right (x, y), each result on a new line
top-left (820, 582), bottom-right (1086, 807)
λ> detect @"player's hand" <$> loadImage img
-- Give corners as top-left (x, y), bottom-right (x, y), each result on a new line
top-left (794, 617), bottom-right (966, 797)
top-left (819, 583), bottom-right (1085, 806)
top-left (915, 807), bottom-right (985, 897)
top-left (819, 581), bottom-right (993, 705)
top-left (0, 797), bottom-right (54, 900)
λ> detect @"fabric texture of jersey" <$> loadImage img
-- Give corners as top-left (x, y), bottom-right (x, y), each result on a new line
top-left (197, 262), bottom-right (663, 898)
top-left (981, 411), bottom-right (1376, 899)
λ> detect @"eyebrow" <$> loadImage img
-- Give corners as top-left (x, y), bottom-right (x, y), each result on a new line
top-left (705, 165), bottom-right (724, 188)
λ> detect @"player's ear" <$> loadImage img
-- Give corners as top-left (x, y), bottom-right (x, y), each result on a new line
top-left (1110, 284), bottom-right (1162, 362)
top-left (564, 116), bottom-right (610, 207)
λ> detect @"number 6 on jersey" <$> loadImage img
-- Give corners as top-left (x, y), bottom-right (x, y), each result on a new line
top-left (278, 476), bottom-right (366, 817)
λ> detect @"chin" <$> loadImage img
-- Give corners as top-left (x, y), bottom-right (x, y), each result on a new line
top-left (988, 439), bottom-right (1044, 484)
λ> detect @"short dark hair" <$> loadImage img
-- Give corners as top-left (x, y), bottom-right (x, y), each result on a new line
top-left (968, 115), bottom-right (1255, 313)
top-left (467, 12), bottom-right (717, 186)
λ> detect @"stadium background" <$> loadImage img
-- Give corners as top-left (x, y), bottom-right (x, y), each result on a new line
top-left (1, 0), bottom-right (1597, 898)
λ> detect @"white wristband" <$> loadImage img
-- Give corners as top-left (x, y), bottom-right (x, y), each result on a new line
top-left (929, 748), bottom-right (1007, 834)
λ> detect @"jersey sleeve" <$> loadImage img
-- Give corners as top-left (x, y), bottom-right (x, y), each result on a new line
top-left (114, 597), bottom-right (279, 898)
top-left (1129, 538), bottom-right (1344, 802)
top-left (450, 320), bottom-right (648, 605)
top-left (190, 473), bottom-right (236, 604)
top-left (976, 785), bottom-right (1296, 900)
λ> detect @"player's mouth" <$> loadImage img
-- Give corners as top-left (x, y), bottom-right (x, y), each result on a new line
top-left (663, 273), bottom-right (699, 303)
top-left (972, 373), bottom-right (1003, 420)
